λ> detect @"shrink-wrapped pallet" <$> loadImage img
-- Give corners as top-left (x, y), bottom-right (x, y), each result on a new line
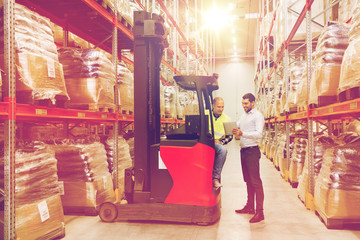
top-left (104, 136), bottom-right (133, 197)
top-left (338, 0), bottom-right (357, 23)
top-left (117, 62), bottom-right (134, 113)
top-left (289, 134), bottom-right (307, 184)
top-left (126, 136), bottom-right (135, 161)
top-left (275, 0), bottom-right (324, 52)
top-left (345, 120), bottom-right (360, 135)
top-left (15, 194), bottom-right (65, 240)
top-left (160, 83), bottom-right (165, 117)
top-left (339, 3), bottom-right (360, 97)
top-left (297, 135), bottom-right (336, 202)
top-left (314, 137), bottom-right (360, 221)
top-left (164, 85), bottom-right (177, 118)
top-left (0, 142), bottom-right (65, 240)
top-left (0, 4), bottom-right (69, 103)
top-left (286, 61), bottom-right (305, 111)
top-left (184, 91), bottom-right (199, 115)
top-left (51, 140), bottom-right (115, 211)
top-left (58, 48), bottom-right (116, 111)
top-left (309, 22), bottom-right (349, 106)
top-left (275, 133), bottom-right (286, 170)
top-left (52, 23), bottom-right (92, 49)
top-left (177, 91), bottom-right (188, 119)
top-left (102, 0), bottom-right (132, 25)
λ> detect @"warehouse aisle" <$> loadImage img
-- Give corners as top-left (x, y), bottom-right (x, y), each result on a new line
top-left (63, 140), bottom-right (360, 240)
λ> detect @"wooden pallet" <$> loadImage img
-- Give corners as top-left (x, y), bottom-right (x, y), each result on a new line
top-left (309, 96), bottom-right (338, 109)
top-left (99, 106), bottom-right (115, 113)
top-left (95, 0), bottom-right (133, 30)
top-left (120, 108), bottom-right (133, 115)
top-left (63, 206), bottom-right (98, 216)
top-left (338, 87), bottom-right (360, 102)
top-left (315, 210), bottom-right (360, 229)
top-left (68, 103), bottom-right (114, 112)
top-left (297, 105), bottom-right (307, 112)
top-left (117, 13), bottom-right (133, 30)
top-left (16, 91), bottom-right (68, 108)
top-left (288, 106), bottom-right (298, 114)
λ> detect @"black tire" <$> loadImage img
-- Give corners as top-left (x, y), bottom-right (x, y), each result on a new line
top-left (99, 202), bottom-right (118, 222)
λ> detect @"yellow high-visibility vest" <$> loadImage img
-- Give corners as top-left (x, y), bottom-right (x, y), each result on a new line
top-left (210, 113), bottom-right (232, 140)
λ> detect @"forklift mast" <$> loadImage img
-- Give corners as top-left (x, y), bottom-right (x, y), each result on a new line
top-left (133, 11), bottom-right (168, 198)
top-left (99, 11), bottom-right (221, 224)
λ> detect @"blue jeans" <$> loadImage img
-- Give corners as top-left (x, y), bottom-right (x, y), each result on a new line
top-left (213, 143), bottom-right (227, 180)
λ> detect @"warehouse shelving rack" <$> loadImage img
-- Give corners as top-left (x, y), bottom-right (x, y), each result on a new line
top-left (1, 0), bottom-right (213, 239)
top-left (256, 0), bottom-right (360, 216)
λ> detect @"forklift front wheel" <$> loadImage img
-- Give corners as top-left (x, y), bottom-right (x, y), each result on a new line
top-left (99, 202), bottom-right (118, 222)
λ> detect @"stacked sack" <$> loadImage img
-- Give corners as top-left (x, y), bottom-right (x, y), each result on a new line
top-left (338, 0), bottom-right (357, 23)
top-left (0, 142), bottom-right (65, 240)
top-left (339, 3), bottom-right (360, 98)
top-left (309, 22), bottom-right (350, 107)
top-left (160, 83), bottom-right (165, 117)
top-left (117, 62), bottom-right (134, 114)
top-left (58, 48), bottom-right (116, 111)
top-left (104, 136), bottom-right (133, 198)
top-left (297, 134), bottom-right (336, 203)
top-left (289, 131), bottom-right (308, 185)
top-left (164, 85), bottom-right (177, 118)
top-left (314, 136), bottom-right (360, 222)
top-left (184, 91), bottom-right (199, 116)
top-left (285, 60), bottom-right (305, 112)
top-left (0, 3), bottom-right (69, 103)
top-left (51, 139), bottom-right (115, 214)
top-left (274, 133), bottom-right (286, 170)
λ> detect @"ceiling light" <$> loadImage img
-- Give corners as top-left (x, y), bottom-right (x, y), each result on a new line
top-left (233, 37), bottom-right (236, 43)
top-left (228, 2), bottom-right (234, 10)
top-left (203, 7), bottom-right (230, 30)
top-left (233, 46), bottom-right (237, 50)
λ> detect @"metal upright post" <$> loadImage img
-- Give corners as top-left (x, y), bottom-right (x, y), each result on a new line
top-left (210, 31), bottom-right (212, 73)
top-left (186, 5), bottom-right (189, 75)
top-left (195, 0), bottom-right (198, 75)
top-left (213, 30), bottom-right (215, 73)
top-left (284, 0), bottom-right (291, 180)
top-left (112, 1), bottom-right (119, 195)
top-left (173, 0), bottom-right (177, 69)
top-left (3, 0), bottom-right (16, 239)
top-left (306, 1), bottom-right (315, 200)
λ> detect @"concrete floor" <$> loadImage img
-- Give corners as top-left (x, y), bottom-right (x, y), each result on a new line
top-left (63, 140), bottom-right (360, 240)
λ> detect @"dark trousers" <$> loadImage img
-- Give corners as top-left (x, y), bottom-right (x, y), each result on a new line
top-left (240, 146), bottom-right (264, 211)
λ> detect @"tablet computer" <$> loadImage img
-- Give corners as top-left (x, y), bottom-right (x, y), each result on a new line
top-left (223, 122), bottom-right (237, 135)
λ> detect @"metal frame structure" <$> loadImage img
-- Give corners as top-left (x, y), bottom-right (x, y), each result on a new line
top-left (1, 0), bottom-right (214, 238)
top-left (256, 0), bottom-right (360, 213)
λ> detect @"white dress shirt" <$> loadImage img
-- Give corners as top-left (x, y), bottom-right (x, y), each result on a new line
top-left (236, 108), bottom-right (265, 148)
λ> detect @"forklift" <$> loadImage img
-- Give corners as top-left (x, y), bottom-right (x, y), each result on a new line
top-left (98, 11), bottom-right (221, 224)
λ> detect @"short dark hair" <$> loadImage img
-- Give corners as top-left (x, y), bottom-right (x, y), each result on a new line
top-left (242, 93), bottom-right (255, 102)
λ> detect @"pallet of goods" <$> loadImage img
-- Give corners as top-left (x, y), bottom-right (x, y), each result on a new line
top-left (0, 3), bottom-right (69, 107)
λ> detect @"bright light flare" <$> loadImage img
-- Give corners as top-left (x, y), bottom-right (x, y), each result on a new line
top-left (203, 6), bottom-right (231, 31)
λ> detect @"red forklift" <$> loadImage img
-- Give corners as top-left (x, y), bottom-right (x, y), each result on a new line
top-left (98, 11), bottom-right (221, 225)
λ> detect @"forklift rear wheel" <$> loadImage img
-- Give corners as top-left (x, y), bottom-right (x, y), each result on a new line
top-left (99, 202), bottom-right (118, 222)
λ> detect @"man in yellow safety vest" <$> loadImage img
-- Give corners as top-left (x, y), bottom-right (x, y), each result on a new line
top-left (211, 97), bottom-right (233, 189)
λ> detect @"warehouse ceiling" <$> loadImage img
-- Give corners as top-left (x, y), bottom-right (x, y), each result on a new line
top-left (201, 0), bottom-right (259, 60)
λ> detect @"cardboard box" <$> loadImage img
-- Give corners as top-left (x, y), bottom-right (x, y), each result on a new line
top-left (315, 185), bottom-right (360, 219)
top-left (61, 180), bottom-right (97, 208)
top-left (16, 194), bottom-right (65, 240)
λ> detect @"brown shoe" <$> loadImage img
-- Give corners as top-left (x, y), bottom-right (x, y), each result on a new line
top-left (249, 211), bottom-right (264, 223)
top-left (235, 205), bottom-right (255, 214)
top-left (213, 179), bottom-right (223, 189)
